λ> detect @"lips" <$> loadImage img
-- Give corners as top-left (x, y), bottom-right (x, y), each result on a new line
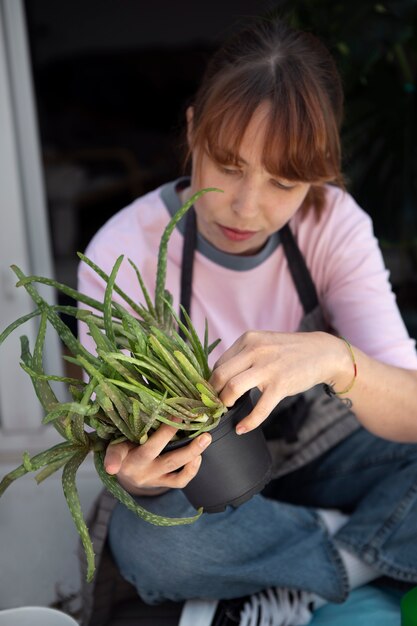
top-left (218, 224), bottom-right (258, 242)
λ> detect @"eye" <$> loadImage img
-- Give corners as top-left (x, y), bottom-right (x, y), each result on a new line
top-left (217, 163), bottom-right (241, 176)
top-left (270, 179), bottom-right (297, 191)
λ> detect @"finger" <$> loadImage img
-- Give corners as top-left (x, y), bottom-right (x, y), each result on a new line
top-left (104, 441), bottom-right (134, 474)
top-left (141, 422), bottom-right (181, 457)
top-left (156, 433), bottom-right (211, 474)
top-left (162, 455), bottom-right (203, 489)
top-left (217, 368), bottom-right (260, 407)
top-left (210, 352), bottom-right (254, 395)
top-left (235, 389), bottom-right (281, 435)
top-left (212, 337), bottom-right (244, 369)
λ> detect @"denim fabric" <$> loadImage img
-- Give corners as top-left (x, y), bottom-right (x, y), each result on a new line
top-left (108, 427), bottom-right (417, 605)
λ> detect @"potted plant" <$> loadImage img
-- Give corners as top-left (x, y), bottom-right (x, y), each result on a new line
top-left (0, 188), bottom-right (272, 581)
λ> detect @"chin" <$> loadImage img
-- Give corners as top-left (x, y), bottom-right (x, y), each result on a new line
top-left (224, 242), bottom-right (262, 256)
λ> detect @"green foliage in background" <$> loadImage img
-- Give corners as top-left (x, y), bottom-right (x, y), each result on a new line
top-left (274, 0), bottom-right (417, 245)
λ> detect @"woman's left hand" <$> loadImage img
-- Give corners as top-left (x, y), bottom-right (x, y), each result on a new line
top-left (209, 330), bottom-right (350, 434)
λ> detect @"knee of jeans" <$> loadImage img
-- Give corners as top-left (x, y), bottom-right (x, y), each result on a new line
top-left (115, 533), bottom-right (202, 602)
top-left (108, 501), bottom-right (205, 597)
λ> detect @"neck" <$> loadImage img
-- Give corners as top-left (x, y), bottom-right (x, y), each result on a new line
top-left (178, 185), bottom-right (193, 206)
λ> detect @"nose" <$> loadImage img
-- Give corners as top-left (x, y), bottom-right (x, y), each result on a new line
top-left (230, 178), bottom-right (261, 220)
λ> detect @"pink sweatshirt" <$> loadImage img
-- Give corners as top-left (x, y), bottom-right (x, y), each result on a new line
top-left (78, 179), bottom-right (417, 371)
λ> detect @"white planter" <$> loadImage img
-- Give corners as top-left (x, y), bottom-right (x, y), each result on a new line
top-left (0, 606), bottom-right (78, 625)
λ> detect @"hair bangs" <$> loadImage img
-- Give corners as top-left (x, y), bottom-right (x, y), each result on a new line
top-left (192, 72), bottom-right (341, 189)
top-left (206, 101), bottom-right (258, 167)
top-left (261, 91), bottom-right (341, 185)
top-left (192, 69), bottom-right (272, 170)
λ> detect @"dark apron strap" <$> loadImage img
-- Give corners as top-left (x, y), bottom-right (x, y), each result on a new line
top-left (279, 223), bottom-right (319, 315)
top-left (179, 209), bottom-right (320, 442)
top-left (179, 207), bottom-right (197, 336)
top-left (180, 210), bottom-right (319, 318)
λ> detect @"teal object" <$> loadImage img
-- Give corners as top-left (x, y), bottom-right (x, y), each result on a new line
top-left (310, 585), bottom-right (402, 626)
top-left (402, 587), bottom-right (417, 626)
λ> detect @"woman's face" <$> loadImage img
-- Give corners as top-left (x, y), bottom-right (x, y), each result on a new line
top-left (187, 103), bottom-right (311, 256)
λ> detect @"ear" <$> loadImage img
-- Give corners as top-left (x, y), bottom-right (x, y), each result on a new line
top-left (186, 106), bottom-right (194, 147)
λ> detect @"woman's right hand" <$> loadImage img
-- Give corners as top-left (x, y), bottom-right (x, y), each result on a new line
top-left (104, 424), bottom-right (212, 496)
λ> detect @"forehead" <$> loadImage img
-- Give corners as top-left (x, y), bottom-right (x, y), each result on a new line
top-left (219, 104), bottom-right (271, 162)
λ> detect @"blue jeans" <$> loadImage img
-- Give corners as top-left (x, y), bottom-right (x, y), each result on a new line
top-left (108, 427), bottom-right (417, 605)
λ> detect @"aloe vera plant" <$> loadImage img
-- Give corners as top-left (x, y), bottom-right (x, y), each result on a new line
top-left (0, 187), bottom-right (227, 581)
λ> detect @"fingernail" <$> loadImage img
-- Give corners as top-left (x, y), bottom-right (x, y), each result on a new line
top-left (198, 434), bottom-right (211, 448)
top-left (236, 426), bottom-right (247, 435)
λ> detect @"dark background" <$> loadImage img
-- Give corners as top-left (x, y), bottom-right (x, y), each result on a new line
top-left (24, 0), bottom-right (417, 337)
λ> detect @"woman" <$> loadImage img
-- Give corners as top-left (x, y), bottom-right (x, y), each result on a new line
top-left (78, 16), bottom-right (417, 626)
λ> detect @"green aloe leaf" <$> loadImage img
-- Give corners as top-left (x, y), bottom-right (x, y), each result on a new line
top-left (108, 379), bottom-right (195, 424)
top-left (11, 265), bottom-right (100, 368)
top-left (20, 322), bottom-right (68, 440)
top-left (199, 391), bottom-right (221, 409)
top-left (136, 390), bottom-right (168, 439)
top-left (163, 298), bottom-right (217, 378)
top-left (130, 397), bottom-right (143, 437)
top-left (104, 255), bottom-right (124, 346)
top-left (35, 454), bottom-right (74, 484)
top-left (15, 275), bottom-right (113, 319)
top-left (0, 308), bottom-right (41, 346)
top-left (77, 252), bottom-right (145, 319)
top-left (0, 441), bottom-right (79, 496)
top-left (94, 384), bottom-right (137, 441)
top-left (174, 353), bottom-right (225, 417)
top-left (204, 319), bottom-right (209, 358)
top-left (86, 319), bottom-right (116, 354)
top-left (99, 378), bottom-right (131, 421)
top-left (70, 378), bottom-right (96, 445)
top-left (113, 302), bottom-right (148, 354)
top-left (195, 381), bottom-right (220, 403)
top-left (62, 451), bottom-right (95, 582)
top-left (97, 350), bottom-right (143, 386)
top-left (173, 350), bottom-right (205, 386)
top-left (178, 305), bottom-right (209, 378)
top-left (110, 353), bottom-right (190, 397)
top-left (207, 337), bottom-right (221, 355)
top-left (127, 258), bottom-right (156, 319)
top-left (151, 323), bottom-right (203, 377)
top-left (42, 401), bottom-right (100, 425)
top-left (20, 363), bottom-right (83, 386)
top-left (94, 450), bottom-right (203, 527)
top-left (155, 188), bottom-right (223, 322)
top-left (148, 335), bottom-right (199, 399)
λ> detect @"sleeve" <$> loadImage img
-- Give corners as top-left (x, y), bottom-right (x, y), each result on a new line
top-left (76, 201), bottom-right (160, 357)
top-left (75, 192), bottom-right (155, 355)
top-left (316, 189), bottom-right (417, 369)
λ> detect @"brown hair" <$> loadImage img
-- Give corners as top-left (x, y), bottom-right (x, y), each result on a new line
top-left (187, 17), bottom-right (345, 216)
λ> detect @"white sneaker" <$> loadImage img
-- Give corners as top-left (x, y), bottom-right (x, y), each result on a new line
top-left (178, 588), bottom-right (315, 626)
top-left (178, 598), bottom-right (218, 626)
top-left (239, 588), bottom-right (315, 626)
